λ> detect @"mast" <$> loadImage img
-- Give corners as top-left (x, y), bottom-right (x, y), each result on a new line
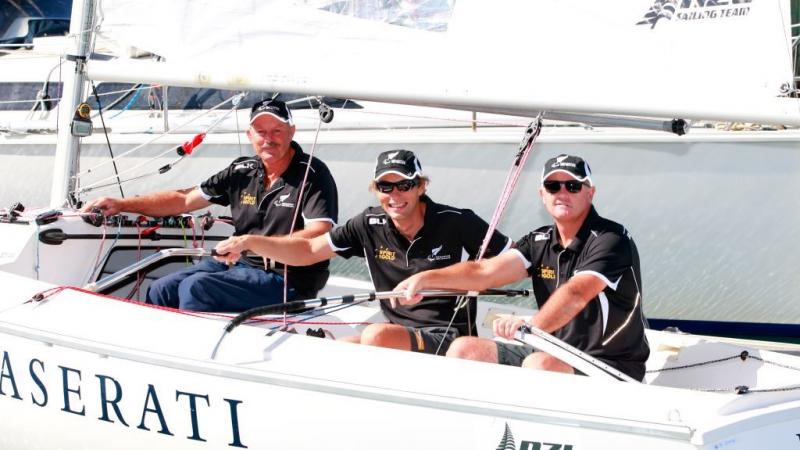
top-left (49, 0), bottom-right (97, 208)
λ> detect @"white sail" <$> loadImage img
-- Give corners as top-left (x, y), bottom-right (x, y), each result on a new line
top-left (89, 0), bottom-right (800, 125)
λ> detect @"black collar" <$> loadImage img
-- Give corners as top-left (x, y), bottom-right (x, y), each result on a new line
top-left (549, 206), bottom-right (601, 252)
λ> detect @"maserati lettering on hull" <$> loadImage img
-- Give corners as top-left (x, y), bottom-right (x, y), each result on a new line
top-left (0, 350), bottom-right (247, 448)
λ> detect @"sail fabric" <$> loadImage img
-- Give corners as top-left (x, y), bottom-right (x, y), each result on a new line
top-left (90, 0), bottom-right (800, 125)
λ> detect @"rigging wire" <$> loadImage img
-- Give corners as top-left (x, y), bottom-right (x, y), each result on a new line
top-left (74, 92), bottom-right (244, 180)
top-left (442, 116), bottom-right (544, 339)
top-left (280, 99), bottom-right (328, 327)
top-left (73, 93), bottom-right (246, 196)
top-left (90, 80), bottom-right (125, 199)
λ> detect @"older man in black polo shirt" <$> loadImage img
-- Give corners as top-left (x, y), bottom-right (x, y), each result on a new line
top-left (394, 154), bottom-right (649, 380)
top-left (215, 150), bottom-right (510, 354)
top-left (82, 99), bottom-right (338, 312)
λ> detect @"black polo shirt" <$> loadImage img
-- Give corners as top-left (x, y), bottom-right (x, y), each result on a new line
top-left (512, 206), bottom-right (649, 379)
top-left (199, 141), bottom-right (338, 298)
top-left (328, 196), bottom-right (511, 336)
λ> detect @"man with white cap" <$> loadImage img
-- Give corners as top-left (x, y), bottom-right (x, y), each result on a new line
top-left (215, 149), bottom-right (510, 354)
top-left (394, 154), bottom-right (650, 380)
top-left (83, 99), bottom-right (338, 311)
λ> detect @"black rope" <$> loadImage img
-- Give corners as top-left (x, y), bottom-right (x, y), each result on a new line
top-left (647, 350), bottom-right (800, 395)
top-left (647, 350), bottom-right (800, 374)
top-left (90, 81), bottom-right (125, 198)
top-left (262, 300), bottom-right (369, 336)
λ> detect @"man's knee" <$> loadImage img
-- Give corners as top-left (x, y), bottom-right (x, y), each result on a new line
top-left (146, 276), bottom-right (179, 307)
top-left (522, 353), bottom-right (574, 374)
top-left (360, 324), bottom-right (410, 350)
top-left (445, 337), bottom-right (497, 363)
top-left (176, 273), bottom-right (218, 311)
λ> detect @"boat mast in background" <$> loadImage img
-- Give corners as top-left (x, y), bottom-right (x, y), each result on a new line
top-left (49, 0), bottom-right (95, 208)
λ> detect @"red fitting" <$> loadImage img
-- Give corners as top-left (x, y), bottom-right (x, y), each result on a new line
top-left (140, 225), bottom-right (160, 236)
top-left (180, 132), bottom-right (206, 156)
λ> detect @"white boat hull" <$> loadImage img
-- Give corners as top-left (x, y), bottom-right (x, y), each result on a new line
top-left (2, 271), bottom-right (800, 449)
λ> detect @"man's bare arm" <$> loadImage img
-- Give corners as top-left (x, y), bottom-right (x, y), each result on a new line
top-left (394, 251), bottom-right (529, 304)
top-left (289, 220), bottom-right (333, 239)
top-left (493, 274), bottom-right (606, 340)
top-left (531, 273), bottom-right (606, 333)
top-left (215, 233), bottom-right (336, 267)
top-left (82, 187), bottom-right (211, 217)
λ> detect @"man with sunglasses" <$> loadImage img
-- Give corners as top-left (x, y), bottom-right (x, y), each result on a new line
top-left (82, 99), bottom-right (338, 312)
top-left (215, 149), bottom-right (511, 354)
top-left (394, 154), bottom-right (649, 380)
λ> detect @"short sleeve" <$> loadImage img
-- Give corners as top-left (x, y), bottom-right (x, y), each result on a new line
top-left (574, 232), bottom-right (633, 290)
top-left (199, 166), bottom-right (233, 206)
top-left (327, 213), bottom-right (367, 259)
top-left (513, 232), bottom-right (539, 276)
top-left (301, 165), bottom-right (338, 225)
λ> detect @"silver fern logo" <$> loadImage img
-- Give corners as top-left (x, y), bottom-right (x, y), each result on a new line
top-left (426, 244), bottom-right (451, 262)
top-left (637, 0), bottom-right (679, 28)
top-left (637, 0), bottom-right (753, 29)
top-left (273, 194), bottom-right (295, 208)
top-left (493, 422), bottom-right (575, 449)
top-left (496, 423), bottom-right (516, 450)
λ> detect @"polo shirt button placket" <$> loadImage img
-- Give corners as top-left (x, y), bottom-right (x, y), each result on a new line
top-left (556, 249), bottom-right (566, 288)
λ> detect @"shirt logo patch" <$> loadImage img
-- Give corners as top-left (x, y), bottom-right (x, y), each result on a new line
top-left (534, 232), bottom-right (550, 242)
top-left (368, 217), bottom-right (387, 225)
top-left (273, 194), bottom-right (296, 208)
top-left (376, 246), bottom-right (396, 261)
top-left (538, 265), bottom-right (556, 280)
top-left (233, 161), bottom-right (256, 171)
top-left (240, 192), bottom-right (257, 206)
top-left (426, 244), bottom-right (451, 262)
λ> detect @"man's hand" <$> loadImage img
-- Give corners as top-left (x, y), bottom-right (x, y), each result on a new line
top-left (493, 316), bottom-right (527, 340)
top-left (214, 236), bottom-right (249, 265)
top-left (82, 197), bottom-right (122, 216)
top-left (391, 274), bottom-right (426, 308)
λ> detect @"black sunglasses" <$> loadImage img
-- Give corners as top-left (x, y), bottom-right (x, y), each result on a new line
top-left (543, 180), bottom-right (587, 194)
top-left (375, 178), bottom-right (419, 193)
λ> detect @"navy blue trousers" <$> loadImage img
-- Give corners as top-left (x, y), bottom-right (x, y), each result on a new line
top-left (145, 259), bottom-right (296, 312)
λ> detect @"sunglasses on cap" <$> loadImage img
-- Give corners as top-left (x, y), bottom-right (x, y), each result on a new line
top-left (542, 179), bottom-right (588, 194)
top-left (375, 178), bottom-right (419, 193)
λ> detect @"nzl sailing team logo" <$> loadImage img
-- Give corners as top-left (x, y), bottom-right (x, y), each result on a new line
top-left (426, 245), bottom-right (451, 262)
top-left (495, 423), bottom-right (574, 450)
top-left (637, 0), bottom-right (753, 29)
top-left (273, 194), bottom-right (295, 208)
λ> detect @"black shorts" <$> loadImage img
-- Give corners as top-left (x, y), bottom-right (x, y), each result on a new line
top-left (496, 341), bottom-right (535, 366)
top-left (494, 341), bottom-right (645, 381)
top-left (406, 326), bottom-right (460, 355)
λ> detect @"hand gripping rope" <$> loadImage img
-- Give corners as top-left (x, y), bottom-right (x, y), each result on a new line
top-left (447, 116), bottom-right (543, 336)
